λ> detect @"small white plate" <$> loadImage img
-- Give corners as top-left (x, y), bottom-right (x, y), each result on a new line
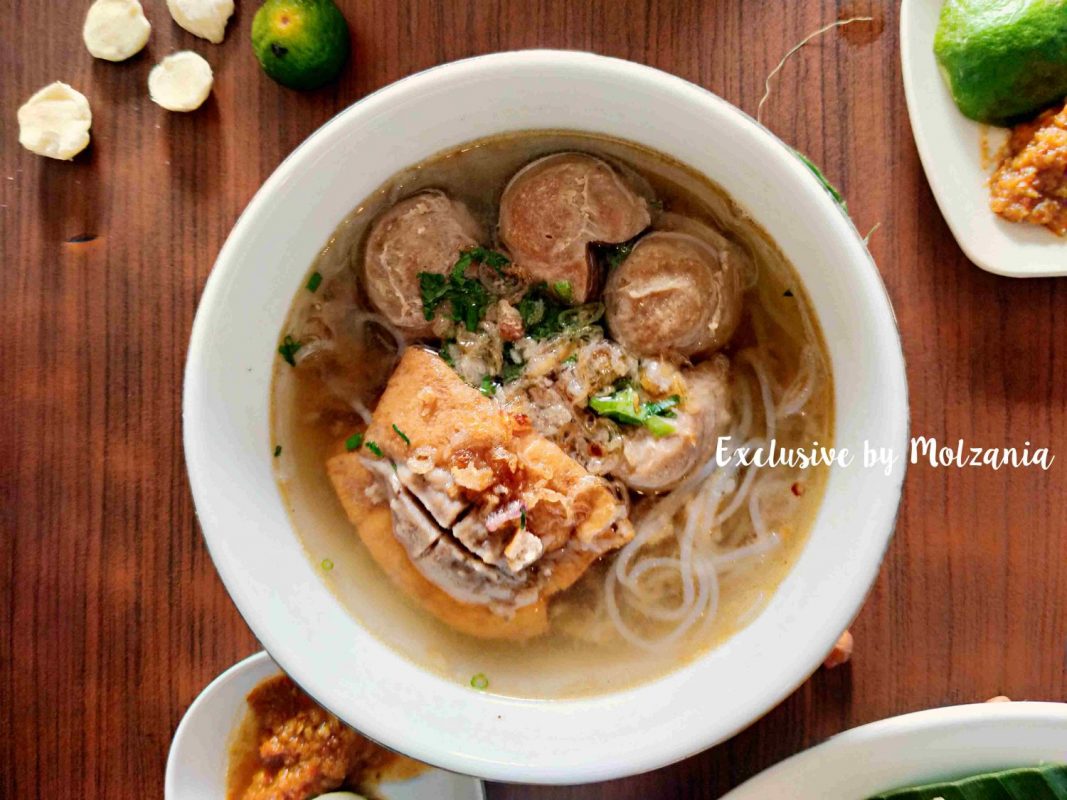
top-left (900, 0), bottom-right (1066, 277)
top-left (165, 651), bottom-right (486, 800)
top-left (722, 701), bottom-right (1067, 799)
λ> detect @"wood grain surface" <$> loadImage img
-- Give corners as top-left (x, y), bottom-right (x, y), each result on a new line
top-left (2, 1), bottom-right (1065, 797)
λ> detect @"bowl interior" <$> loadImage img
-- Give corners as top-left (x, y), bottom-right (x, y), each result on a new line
top-left (184, 51), bottom-right (908, 784)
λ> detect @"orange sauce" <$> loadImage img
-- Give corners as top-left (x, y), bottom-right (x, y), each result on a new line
top-left (990, 101), bottom-right (1067, 236)
top-left (226, 675), bottom-right (427, 800)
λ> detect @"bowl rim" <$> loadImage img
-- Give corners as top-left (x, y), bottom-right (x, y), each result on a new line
top-left (184, 49), bottom-right (909, 783)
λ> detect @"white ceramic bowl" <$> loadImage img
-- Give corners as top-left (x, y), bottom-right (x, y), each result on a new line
top-left (165, 651), bottom-right (485, 800)
top-left (722, 702), bottom-right (1067, 799)
top-left (184, 50), bottom-right (909, 784)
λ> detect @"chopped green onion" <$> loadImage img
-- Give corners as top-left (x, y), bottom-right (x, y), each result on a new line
top-left (516, 283), bottom-right (563, 339)
top-left (392, 424), bottom-right (411, 446)
top-left (450, 246), bottom-right (511, 278)
top-left (557, 302), bottom-right (604, 330)
top-left (589, 386), bottom-right (645, 425)
top-left (502, 363), bottom-right (524, 383)
top-left (321, 558), bottom-right (334, 571)
top-left (305, 271), bottom-right (323, 292)
top-left (418, 249), bottom-right (495, 332)
top-left (470, 672), bottom-right (489, 690)
top-left (501, 361), bottom-right (524, 383)
top-left (479, 375), bottom-right (497, 396)
top-left (517, 283), bottom-right (606, 340)
top-left (643, 415), bottom-right (677, 438)
top-left (644, 394), bottom-right (681, 417)
top-left (278, 335), bottom-right (302, 366)
top-left (551, 280), bottom-right (574, 303)
top-left (518, 295), bottom-right (545, 328)
top-left (418, 273), bottom-right (450, 320)
top-left (468, 246), bottom-right (510, 272)
top-left (589, 387), bottom-right (680, 438)
top-left (273, 445), bottom-right (282, 457)
top-left (345, 433), bottom-right (364, 452)
top-left (563, 353), bottom-right (578, 365)
top-left (365, 441), bottom-right (384, 458)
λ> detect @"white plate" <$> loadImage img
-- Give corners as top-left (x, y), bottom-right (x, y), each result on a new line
top-left (900, 0), bottom-right (1066, 277)
top-left (165, 651), bottom-right (486, 800)
top-left (722, 702), bottom-right (1067, 799)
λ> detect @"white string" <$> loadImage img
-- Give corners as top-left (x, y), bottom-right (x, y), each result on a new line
top-left (757, 17), bottom-right (874, 124)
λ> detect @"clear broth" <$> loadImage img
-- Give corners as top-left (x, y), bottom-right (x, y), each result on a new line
top-left (271, 131), bottom-right (833, 699)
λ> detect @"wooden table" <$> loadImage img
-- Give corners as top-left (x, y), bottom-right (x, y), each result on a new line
top-left (3, 1), bottom-right (1065, 797)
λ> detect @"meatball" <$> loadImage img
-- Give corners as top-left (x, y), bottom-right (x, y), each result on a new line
top-left (363, 190), bottom-right (484, 336)
top-left (614, 356), bottom-right (732, 494)
top-left (499, 153), bottom-right (651, 303)
top-left (603, 231), bottom-right (743, 359)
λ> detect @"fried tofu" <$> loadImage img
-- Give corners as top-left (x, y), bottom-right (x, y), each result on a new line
top-left (326, 347), bottom-right (633, 640)
top-left (360, 345), bottom-right (509, 460)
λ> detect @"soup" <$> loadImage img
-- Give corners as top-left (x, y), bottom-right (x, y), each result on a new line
top-left (271, 132), bottom-right (833, 698)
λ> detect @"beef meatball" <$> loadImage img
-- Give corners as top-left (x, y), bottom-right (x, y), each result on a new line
top-left (498, 153), bottom-right (651, 303)
top-left (363, 190), bottom-right (484, 336)
top-left (603, 231), bottom-right (742, 359)
top-left (614, 356), bottom-right (732, 494)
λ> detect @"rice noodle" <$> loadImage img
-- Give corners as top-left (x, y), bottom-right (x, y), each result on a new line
top-left (602, 298), bottom-right (827, 652)
top-left (713, 439), bottom-right (763, 525)
top-left (741, 350), bottom-right (778, 443)
top-left (747, 482), bottom-right (772, 543)
top-left (777, 346), bottom-right (818, 418)
top-left (347, 309), bottom-right (407, 356)
top-left (295, 306), bottom-right (405, 426)
top-left (353, 403), bottom-right (374, 425)
top-left (292, 339), bottom-right (334, 365)
top-left (734, 375), bottom-right (754, 443)
top-left (712, 532), bottom-right (781, 572)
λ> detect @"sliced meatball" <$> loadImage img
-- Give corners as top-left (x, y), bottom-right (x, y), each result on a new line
top-left (604, 231), bottom-right (743, 359)
top-left (655, 211), bottom-right (757, 304)
top-left (415, 532), bottom-right (537, 609)
top-left (363, 190), bottom-right (483, 336)
top-left (395, 462), bottom-right (467, 527)
top-left (614, 356), bottom-right (732, 494)
top-left (499, 153), bottom-right (651, 303)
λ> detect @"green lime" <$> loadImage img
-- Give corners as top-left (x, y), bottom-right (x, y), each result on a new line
top-left (251, 0), bottom-right (350, 90)
top-left (934, 0), bottom-right (1067, 124)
